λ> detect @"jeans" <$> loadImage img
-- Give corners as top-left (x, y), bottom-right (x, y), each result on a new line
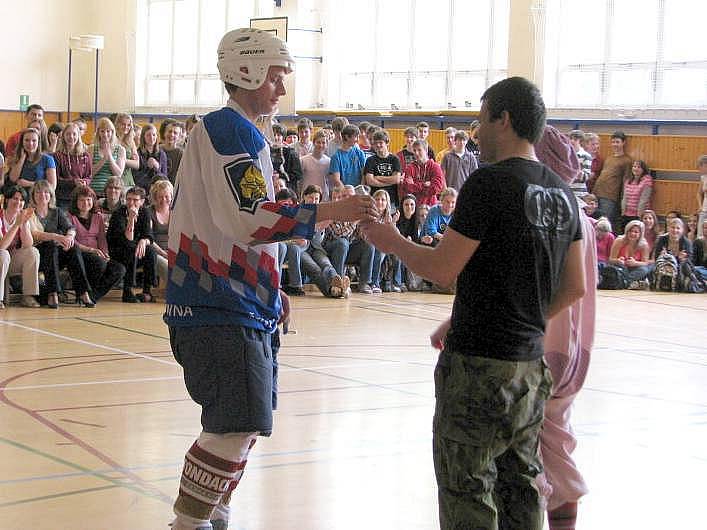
top-left (597, 197), bottom-right (619, 230)
top-left (324, 237), bottom-right (374, 285)
top-left (371, 248), bottom-right (386, 288)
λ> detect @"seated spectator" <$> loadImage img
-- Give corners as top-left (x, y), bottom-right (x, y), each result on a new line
top-left (160, 119), bottom-right (184, 184)
top-left (29, 181), bottom-right (93, 308)
top-left (285, 129), bottom-right (299, 145)
top-left (271, 123), bottom-right (303, 193)
top-left (0, 185), bottom-right (40, 308)
top-left (370, 189), bottom-right (392, 293)
top-left (583, 193), bottom-right (600, 220)
top-left (147, 180), bottom-right (172, 286)
top-left (68, 185), bottom-right (126, 302)
top-left (698, 154), bottom-right (707, 238)
top-left (273, 177), bottom-right (288, 196)
top-left (364, 129), bottom-right (402, 210)
top-left (421, 187), bottom-right (457, 246)
top-left (7, 127), bottom-right (57, 192)
top-left (568, 129), bottom-right (592, 196)
top-left (653, 217), bottom-right (696, 288)
top-left (90, 117), bottom-right (126, 198)
top-left (595, 217), bottom-right (615, 273)
top-left (323, 186), bottom-right (375, 294)
top-left (396, 127), bottom-right (418, 177)
top-left (399, 140), bottom-right (445, 206)
top-left (416, 121), bottom-right (435, 160)
top-left (621, 160), bottom-right (653, 232)
top-left (391, 194), bottom-right (419, 291)
top-left (114, 113), bottom-right (138, 187)
top-left (74, 118), bottom-right (88, 143)
top-left (435, 127), bottom-right (457, 163)
top-left (441, 131), bottom-right (478, 192)
top-left (694, 218), bottom-right (707, 280)
top-left (53, 122), bottom-right (92, 209)
top-left (329, 124), bottom-right (366, 188)
top-left (283, 185), bottom-right (350, 298)
top-left (663, 210), bottom-right (682, 235)
top-left (641, 209), bottom-right (660, 256)
top-left (4, 105), bottom-right (45, 166)
top-left (97, 176), bottom-right (125, 230)
top-left (47, 122), bottom-right (64, 153)
top-left (107, 186), bottom-right (156, 303)
top-left (300, 130), bottom-right (331, 200)
top-left (607, 220), bottom-right (652, 289)
top-left (686, 213), bottom-right (699, 243)
top-left (291, 117), bottom-right (314, 157)
top-left (134, 124), bottom-right (168, 192)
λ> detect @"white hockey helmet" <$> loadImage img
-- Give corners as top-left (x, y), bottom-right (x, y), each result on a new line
top-left (217, 28), bottom-right (295, 90)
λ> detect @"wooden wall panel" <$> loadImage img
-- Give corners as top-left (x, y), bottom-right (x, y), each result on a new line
top-left (598, 134), bottom-right (706, 172)
top-left (652, 180), bottom-right (701, 216)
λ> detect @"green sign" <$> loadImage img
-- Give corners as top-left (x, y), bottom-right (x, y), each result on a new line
top-left (19, 94), bottom-right (29, 111)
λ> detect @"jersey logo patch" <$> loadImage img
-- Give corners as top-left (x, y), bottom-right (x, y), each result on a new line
top-left (224, 158), bottom-right (268, 211)
top-left (524, 184), bottom-right (573, 232)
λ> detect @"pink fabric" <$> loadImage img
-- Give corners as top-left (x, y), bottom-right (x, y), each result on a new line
top-left (623, 175), bottom-right (653, 216)
top-left (69, 212), bottom-right (108, 255)
top-left (596, 231), bottom-right (615, 263)
top-left (535, 125), bottom-right (580, 184)
top-left (538, 211), bottom-right (596, 510)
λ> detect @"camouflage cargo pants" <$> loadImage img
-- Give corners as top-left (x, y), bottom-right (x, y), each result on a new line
top-left (433, 349), bottom-right (552, 530)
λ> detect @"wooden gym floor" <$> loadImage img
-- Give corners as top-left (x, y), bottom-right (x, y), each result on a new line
top-left (0, 289), bottom-right (705, 529)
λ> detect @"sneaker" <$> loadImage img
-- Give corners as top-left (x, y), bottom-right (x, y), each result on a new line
top-left (358, 283), bottom-right (373, 294)
top-left (283, 285), bottom-right (306, 296)
top-left (391, 284), bottom-right (402, 293)
top-left (397, 283), bottom-right (408, 293)
top-left (638, 279), bottom-right (650, 290)
top-left (382, 281), bottom-right (392, 293)
top-left (20, 296), bottom-right (40, 308)
top-left (371, 285), bottom-right (382, 294)
top-left (329, 275), bottom-right (351, 298)
top-left (628, 280), bottom-right (640, 290)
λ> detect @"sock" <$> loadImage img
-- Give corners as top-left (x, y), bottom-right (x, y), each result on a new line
top-left (210, 437), bottom-right (257, 524)
top-left (173, 440), bottom-right (247, 526)
top-left (548, 501), bottom-right (578, 530)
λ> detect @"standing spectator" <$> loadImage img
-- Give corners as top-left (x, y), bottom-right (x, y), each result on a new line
top-left (270, 123), bottom-right (302, 193)
top-left (107, 186), bottom-right (156, 303)
top-left (300, 130), bottom-right (331, 200)
top-left (435, 127), bottom-right (457, 163)
top-left (356, 121), bottom-right (374, 157)
top-left (134, 123), bottom-right (168, 192)
top-left (183, 114), bottom-right (201, 147)
top-left (161, 120), bottom-right (184, 184)
top-left (697, 154), bottom-right (707, 237)
top-left (53, 122), bottom-right (92, 209)
top-left (568, 129), bottom-right (592, 197)
top-left (326, 116), bottom-right (349, 157)
top-left (396, 127), bottom-right (418, 177)
top-left (465, 119), bottom-right (481, 160)
top-left (362, 76), bottom-right (585, 530)
top-left (47, 122), bottom-right (63, 153)
top-left (329, 124), bottom-right (366, 188)
top-left (363, 129), bottom-right (403, 209)
top-left (0, 185), bottom-right (40, 308)
top-left (440, 130), bottom-right (478, 192)
top-left (68, 185), bottom-right (126, 302)
top-left (147, 179), bottom-right (172, 286)
top-left (593, 131), bottom-right (632, 229)
top-left (291, 117), bottom-right (314, 157)
top-left (4, 104), bottom-right (45, 166)
top-left (621, 159), bottom-right (653, 232)
top-left (90, 117), bottom-right (126, 198)
top-left (114, 113), bottom-right (138, 187)
top-left (7, 128), bottom-right (57, 192)
top-left (416, 121), bottom-right (435, 160)
top-left (584, 132), bottom-right (602, 192)
top-left (399, 140), bottom-right (445, 206)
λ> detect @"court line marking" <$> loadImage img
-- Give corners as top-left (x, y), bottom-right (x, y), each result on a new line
top-left (0, 319), bottom-right (179, 367)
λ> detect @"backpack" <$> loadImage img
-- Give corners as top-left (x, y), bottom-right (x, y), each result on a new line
top-left (598, 264), bottom-right (629, 290)
top-left (651, 253), bottom-right (679, 292)
top-left (678, 261), bottom-right (706, 293)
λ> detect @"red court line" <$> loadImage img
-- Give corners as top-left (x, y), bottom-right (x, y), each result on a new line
top-left (0, 357), bottom-right (175, 505)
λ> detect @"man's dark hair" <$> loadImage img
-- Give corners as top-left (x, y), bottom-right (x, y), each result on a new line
top-left (272, 123), bottom-right (287, 137)
top-left (26, 104), bottom-right (44, 115)
top-left (611, 130), bottom-right (627, 142)
top-left (372, 130), bottom-right (390, 144)
top-left (2, 184), bottom-right (27, 203)
top-left (275, 188), bottom-right (298, 203)
top-left (341, 124), bottom-right (360, 140)
top-left (126, 186), bottom-right (147, 200)
top-left (481, 77), bottom-right (546, 144)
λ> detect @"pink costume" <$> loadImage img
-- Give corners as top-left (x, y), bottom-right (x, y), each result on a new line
top-left (535, 125), bottom-right (597, 510)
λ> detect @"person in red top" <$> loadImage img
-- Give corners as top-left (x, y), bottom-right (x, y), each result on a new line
top-left (399, 140), bottom-right (445, 206)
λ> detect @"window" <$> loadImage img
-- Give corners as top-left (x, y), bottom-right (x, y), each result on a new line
top-left (135, 0), bottom-right (258, 108)
top-left (543, 0), bottom-right (707, 108)
top-left (330, 0), bottom-right (510, 110)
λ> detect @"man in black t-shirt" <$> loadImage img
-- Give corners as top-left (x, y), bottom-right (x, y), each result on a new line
top-left (363, 129), bottom-right (402, 209)
top-left (362, 77), bottom-right (586, 530)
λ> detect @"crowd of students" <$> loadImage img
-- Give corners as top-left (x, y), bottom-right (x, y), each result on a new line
top-left (2, 104), bottom-right (704, 309)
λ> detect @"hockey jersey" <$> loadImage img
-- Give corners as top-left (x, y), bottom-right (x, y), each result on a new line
top-left (164, 101), bottom-right (316, 332)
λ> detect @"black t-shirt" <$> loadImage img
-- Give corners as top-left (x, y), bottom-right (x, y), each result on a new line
top-left (446, 157), bottom-right (582, 361)
top-left (364, 154), bottom-right (401, 208)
